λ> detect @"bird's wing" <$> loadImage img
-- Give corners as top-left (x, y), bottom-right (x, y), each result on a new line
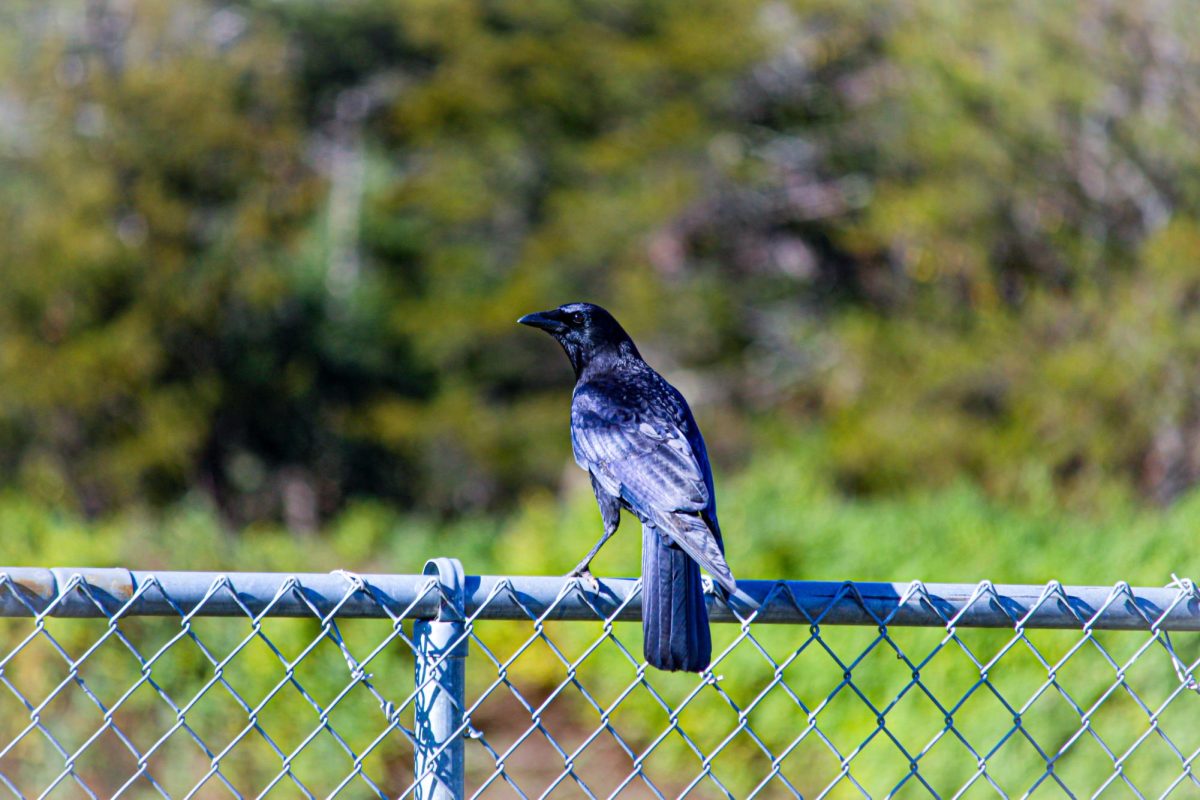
top-left (571, 384), bottom-right (708, 511)
top-left (571, 382), bottom-right (734, 591)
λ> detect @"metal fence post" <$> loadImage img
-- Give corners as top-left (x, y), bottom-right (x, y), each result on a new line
top-left (414, 557), bottom-right (467, 800)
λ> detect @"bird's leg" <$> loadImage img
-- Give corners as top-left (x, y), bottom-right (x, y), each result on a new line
top-left (569, 478), bottom-right (622, 592)
top-left (566, 528), bottom-right (615, 591)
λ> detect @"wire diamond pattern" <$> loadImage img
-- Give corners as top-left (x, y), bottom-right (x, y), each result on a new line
top-left (1, 569), bottom-right (1197, 798)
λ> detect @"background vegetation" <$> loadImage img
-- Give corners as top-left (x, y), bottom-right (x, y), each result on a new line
top-left (3, 0), bottom-right (1200, 525)
top-left (1, 0), bottom-right (1199, 795)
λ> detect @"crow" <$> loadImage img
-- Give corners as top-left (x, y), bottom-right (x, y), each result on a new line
top-left (519, 302), bottom-right (736, 672)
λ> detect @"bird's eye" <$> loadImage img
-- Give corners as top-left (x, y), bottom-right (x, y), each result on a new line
top-left (570, 312), bottom-right (585, 325)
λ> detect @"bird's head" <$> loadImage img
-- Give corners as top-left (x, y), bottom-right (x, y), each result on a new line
top-left (518, 302), bottom-right (640, 375)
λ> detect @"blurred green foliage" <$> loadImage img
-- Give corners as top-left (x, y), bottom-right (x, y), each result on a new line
top-left (2, 0), bottom-right (1198, 522)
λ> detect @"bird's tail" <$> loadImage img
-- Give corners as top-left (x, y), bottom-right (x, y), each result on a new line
top-left (641, 523), bottom-right (711, 672)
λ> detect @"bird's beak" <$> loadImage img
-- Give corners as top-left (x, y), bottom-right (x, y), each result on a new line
top-left (517, 310), bottom-right (564, 333)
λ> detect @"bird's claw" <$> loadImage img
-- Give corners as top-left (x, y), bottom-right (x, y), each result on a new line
top-left (566, 567), bottom-right (601, 592)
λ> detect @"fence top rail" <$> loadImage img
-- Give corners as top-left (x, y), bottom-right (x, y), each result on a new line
top-left (0, 566), bottom-right (1196, 631)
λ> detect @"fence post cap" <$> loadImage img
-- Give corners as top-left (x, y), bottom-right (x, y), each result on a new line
top-left (423, 558), bottom-right (466, 621)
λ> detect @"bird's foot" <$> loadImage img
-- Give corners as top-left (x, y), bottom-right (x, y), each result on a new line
top-left (566, 566), bottom-right (601, 592)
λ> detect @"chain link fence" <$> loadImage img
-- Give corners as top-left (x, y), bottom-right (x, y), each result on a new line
top-left (1, 561), bottom-right (1198, 798)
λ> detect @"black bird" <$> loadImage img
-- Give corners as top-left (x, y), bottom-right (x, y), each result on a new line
top-left (519, 302), bottom-right (736, 672)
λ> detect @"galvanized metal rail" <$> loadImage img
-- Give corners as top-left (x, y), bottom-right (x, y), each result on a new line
top-left (2, 566), bottom-right (1198, 630)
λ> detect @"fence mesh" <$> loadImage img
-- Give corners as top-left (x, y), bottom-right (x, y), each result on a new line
top-left (1, 566), bottom-right (1198, 799)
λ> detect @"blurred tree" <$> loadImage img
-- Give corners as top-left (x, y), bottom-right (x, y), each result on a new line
top-left (0, 1), bottom-right (325, 518)
top-left (230, 0), bottom-right (774, 512)
top-left (1, 0), bottom-right (1199, 524)
top-left (809, 1), bottom-right (1200, 504)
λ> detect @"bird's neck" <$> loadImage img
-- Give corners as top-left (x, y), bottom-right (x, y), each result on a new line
top-left (568, 339), bottom-right (642, 379)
